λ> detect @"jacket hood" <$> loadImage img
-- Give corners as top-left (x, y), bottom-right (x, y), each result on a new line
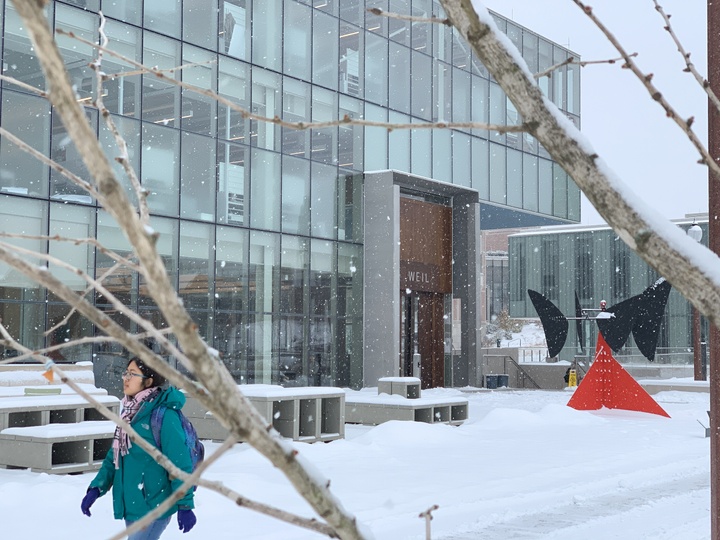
top-left (153, 386), bottom-right (186, 411)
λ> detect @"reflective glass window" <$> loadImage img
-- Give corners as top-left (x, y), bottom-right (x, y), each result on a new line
top-left (0, 92), bottom-right (50, 197)
top-left (218, 56), bottom-right (249, 142)
top-left (523, 154), bottom-right (539, 212)
top-left (250, 148), bottom-right (281, 230)
top-left (181, 45), bottom-right (217, 136)
top-left (96, 210), bottom-right (133, 309)
top-left (310, 239), bottom-right (333, 316)
top-left (410, 122), bottom-right (431, 177)
top-left (181, 132), bottom-right (216, 222)
top-left (221, 0), bottom-right (251, 60)
top-left (568, 177), bottom-right (580, 221)
top-left (365, 32), bottom-right (388, 106)
top-left (249, 230), bottom-right (279, 313)
top-left (411, 0), bottom-right (431, 52)
top-left (48, 203), bottom-right (95, 292)
top-left (251, 68), bottom-right (281, 151)
top-left (284, 1), bottom-right (311, 81)
top-left (139, 217), bottom-right (178, 307)
top-left (51, 107), bottom-right (96, 203)
top-left (102, 0), bottom-right (141, 25)
top-left (0, 196), bottom-right (46, 293)
top-left (281, 155), bottom-right (310, 235)
top-left (453, 68), bottom-right (471, 126)
top-left (56, 5), bottom-right (98, 106)
top-left (389, 111), bottom-right (410, 173)
top-left (453, 132), bottom-right (471, 187)
top-left (472, 75), bottom-right (489, 138)
top-left (338, 242), bottom-right (362, 318)
top-left (184, 0), bottom-right (218, 49)
top-left (338, 95), bottom-right (363, 171)
top-left (339, 22), bottom-right (363, 98)
top-left (553, 163), bottom-right (568, 218)
top-left (340, 0), bottom-right (363, 25)
top-left (553, 47), bottom-right (567, 109)
top-left (3, 2), bottom-right (50, 91)
top-left (99, 114), bottom-right (141, 207)
top-left (489, 143), bottom-right (506, 204)
top-left (215, 225), bottom-right (248, 311)
top-left (539, 158), bottom-right (552, 214)
top-left (451, 27), bottom-right (469, 69)
top-left (472, 137), bottom-right (489, 199)
top-left (388, 0), bottom-right (410, 45)
top-left (432, 129), bottom-right (451, 183)
top-left (538, 39), bottom-right (553, 99)
top-left (280, 234), bottom-right (308, 314)
top-left (338, 172), bottom-right (363, 242)
top-left (523, 31), bottom-right (539, 74)
top-left (364, 104), bottom-right (387, 170)
top-left (103, 21), bottom-right (142, 118)
top-left (141, 123), bottom-right (179, 216)
top-left (311, 162), bottom-right (337, 239)
top-left (282, 78), bottom-right (310, 158)
top-left (217, 142), bottom-right (248, 226)
top-left (144, 0), bottom-right (181, 39)
top-left (246, 312), bottom-right (278, 384)
top-left (311, 87), bottom-right (337, 165)
top-left (507, 148), bottom-right (522, 208)
top-left (366, 0), bottom-right (388, 36)
top-left (252, 2), bottom-right (282, 71)
top-left (433, 61), bottom-right (451, 121)
top-left (313, 9), bottom-right (339, 90)
top-left (142, 33), bottom-right (181, 125)
top-left (489, 82), bottom-right (506, 143)
top-left (568, 63), bottom-right (580, 115)
top-left (180, 221), bottom-right (214, 309)
top-left (411, 51), bottom-right (431, 120)
top-left (389, 42), bottom-right (410, 113)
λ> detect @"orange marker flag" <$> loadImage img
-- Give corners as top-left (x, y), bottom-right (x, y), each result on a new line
top-left (567, 333), bottom-right (670, 418)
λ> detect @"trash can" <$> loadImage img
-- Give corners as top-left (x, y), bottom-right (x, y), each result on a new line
top-left (484, 374), bottom-right (499, 389)
top-left (497, 374), bottom-right (509, 388)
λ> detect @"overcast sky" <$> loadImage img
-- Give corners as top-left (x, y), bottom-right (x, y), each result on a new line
top-left (480, 0), bottom-right (708, 225)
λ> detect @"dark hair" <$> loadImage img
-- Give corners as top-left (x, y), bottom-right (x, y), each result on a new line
top-left (127, 357), bottom-right (167, 388)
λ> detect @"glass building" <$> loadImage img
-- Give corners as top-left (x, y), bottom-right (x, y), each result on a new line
top-left (0, 0), bottom-right (580, 389)
top-left (509, 218), bottom-right (707, 364)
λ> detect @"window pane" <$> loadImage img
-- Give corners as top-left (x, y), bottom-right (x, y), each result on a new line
top-left (102, 0), bottom-right (141, 25)
top-left (472, 136), bottom-right (489, 199)
top-left (311, 162), bottom-right (337, 239)
top-left (338, 95), bottom-right (363, 170)
top-left (411, 0), bottom-right (431, 52)
top-left (139, 217), bottom-right (178, 307)
top-left (339, 22), bottom-right (363, 97)
top-left (453, 132), bottom-right (471, 187)
top-left (282, 155), bottom-right (310, 235)
top-left (411, 122), bottom-right (431, 177)
top-left (218, 56), bottom-right (249, 142)
top-left (142, 123), bottom-right (179, 216)
top-left (216, 225), bottom-right (248, 310)
top-left (217, 142), bottom-right (248, 225)
top-left (471, 75), bottom-right (488, 138)
top-left (364, 103), bottom-right (387, 170)
top-left (507, 148), bottom-right (522, 208)
top-left (313, 10), bottom-right (339, 90)
top-left (181, 132), bottom-right (216, 221)
top-left (51, 107), bottom-right (96, 203)
top-left (0, 196), bottom-right (46, 293)
top-left (432, 129), bottom-right (451, 183)
top-left (181, 45), bottom-right (217, 136)
top-left (250, 148), bottom-right (281, 230)
top-left (252, 2), bottom-right (281, 70)
top-left (3, 2), bottom-right (50, 91)
top-left (338, 172), bottom-right (363, 242)
top-left (388, 0), bottom-right (410, 45)
top-left (142, 33), bottom-right (181, 125)
top-left (553, 163), bottom-right (568, 218)
top-left (99, 114), bottom-right (140, 207)
top-left (539, 158), bottom-right (553, 214)
top-left (389, 42), bottom-right (410, 113)
top-left (311, 87), bottom-right (338, 165)
top-left (282, 78), bottom-right (310, 158)
top-left (489, 142), bottom-right (506, 204)
top-left (411, 51), bottom-right (431, 120)
top-left (280, 235), bottom-right (308, 314)
top-left (184, 0), bottom-right (217, 49)
top-left (310, 239), bottom-right (334, 316)
top-left (284, 1), bottom-right (311, 80)
top-left (49, 203), bottom-right (95, 292)
top-left (180, 221), bottom-right (214, 309)
top-left (0, 92), bottom-right (50, 197)
top-left (365, 32), bottom-right (388, 105)
top-left (144, 0), bottom-right (181, 38)
top-left (433, 61), bottom-right (451, 121)
top-left (221, 0), bottom-right (251, 60)
top-left (103, 21), bottom-right (142, 117)
top-left (389, 111), bottom-right (410, 172)
top-left (338, 242), bottom-right (362, 318)
top-left (249, 230), bottom-right (279, 313)
top-left (523, 154), bottom-right (538, 212)
top-left (56, 5), bottom-right (98, 106)
top-left (251, 68), bottom-right (281, 151)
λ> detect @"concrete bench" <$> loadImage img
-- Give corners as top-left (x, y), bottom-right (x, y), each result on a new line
top-left (0, 420), bottom-right (115, 474)
top-left (0, 395), bottom-right (120, 431)
top-left (345, 392), bottom-right (469, 426)
top-left (377, 377), bottom-right (421, 399)
top-left (184, 385), bottom-right (345, 443)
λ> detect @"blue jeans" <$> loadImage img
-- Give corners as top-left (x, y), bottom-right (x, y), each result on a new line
top-left (124, 516), bottom-right (172, 540)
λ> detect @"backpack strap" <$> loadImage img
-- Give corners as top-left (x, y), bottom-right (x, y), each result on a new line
top-left (150, 406), bottom-right (166, 451)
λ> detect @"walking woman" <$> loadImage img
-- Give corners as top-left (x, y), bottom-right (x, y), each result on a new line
top-left (81, 357), bottom-right (197, 539)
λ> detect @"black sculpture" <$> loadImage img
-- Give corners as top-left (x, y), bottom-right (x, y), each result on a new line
top-left (528, 278), bottom-right (672, 361)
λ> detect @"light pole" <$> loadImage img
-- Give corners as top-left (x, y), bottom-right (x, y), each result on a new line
top-left (687, 223), bottom-right (704, 381)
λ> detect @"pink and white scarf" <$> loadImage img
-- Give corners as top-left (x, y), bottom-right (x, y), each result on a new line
top-left (112, 387), bottom-right (160, 468)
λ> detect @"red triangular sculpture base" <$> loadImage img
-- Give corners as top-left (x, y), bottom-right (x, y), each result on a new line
top-left (567, 333), bottom-right (670, 418)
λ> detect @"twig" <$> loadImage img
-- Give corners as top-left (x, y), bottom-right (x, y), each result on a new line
top-left (572, 1), bottom-right (719, 176)
top-left (534, 53), bottom-right (638, 79)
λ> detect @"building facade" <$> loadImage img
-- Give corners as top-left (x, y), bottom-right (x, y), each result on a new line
top-left (508, 217), bottom-right (707, 364)
top-left (0, 0), bottom-right (579, 389)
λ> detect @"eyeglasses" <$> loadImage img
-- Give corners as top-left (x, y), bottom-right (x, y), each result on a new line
top-left (122, 370), bottom-right (147, 381)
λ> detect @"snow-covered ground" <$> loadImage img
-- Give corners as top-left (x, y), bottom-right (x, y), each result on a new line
top-left (1, 386), bottom-right (710, 539)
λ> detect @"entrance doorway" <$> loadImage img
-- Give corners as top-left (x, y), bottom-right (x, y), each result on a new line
top-left (401, 291), bottom-right (445, 388)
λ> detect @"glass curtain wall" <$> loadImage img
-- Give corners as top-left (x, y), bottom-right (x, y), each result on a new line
top-left (0, 0), bottom-right (577, 388)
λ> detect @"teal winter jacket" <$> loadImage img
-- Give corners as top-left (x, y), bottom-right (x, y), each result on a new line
top-left (89, 386), bottom-right (195, 521)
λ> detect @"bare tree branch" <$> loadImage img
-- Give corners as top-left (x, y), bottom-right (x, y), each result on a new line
top-left (534, 53), bottom-right (638, 79)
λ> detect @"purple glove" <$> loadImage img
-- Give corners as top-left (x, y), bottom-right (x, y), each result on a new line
top-left (177, 509), bottom-right (197, 533)
top-left (81, 487), bottom-right (100, 517)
